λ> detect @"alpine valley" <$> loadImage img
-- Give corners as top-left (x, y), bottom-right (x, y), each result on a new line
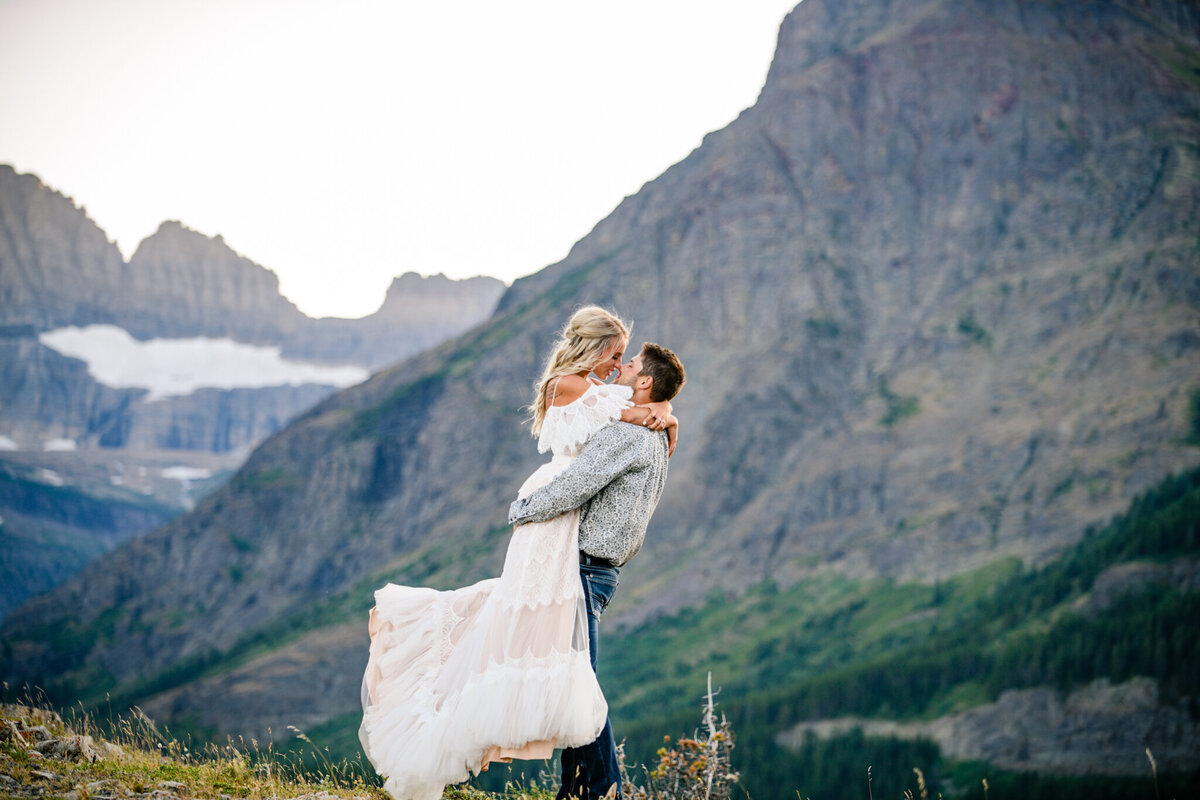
top-left (0, 165), bottom-right (504, 620)
top-left (3, 1), bottom-right (1200, 798)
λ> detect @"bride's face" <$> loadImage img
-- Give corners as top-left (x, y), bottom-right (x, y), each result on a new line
top-left (591, 338), bottom-right (627, 381)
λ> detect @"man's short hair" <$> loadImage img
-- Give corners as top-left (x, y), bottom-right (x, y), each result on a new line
top-left (639, 342), bottom-right (685, 402)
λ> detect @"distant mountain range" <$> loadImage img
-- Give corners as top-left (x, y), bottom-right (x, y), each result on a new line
top-left (0, 164), bottom-right (505, 619)
top-left (0, 167), bottom-right (505, 363)
top-left (3, 0), bottom-right (1199, 794)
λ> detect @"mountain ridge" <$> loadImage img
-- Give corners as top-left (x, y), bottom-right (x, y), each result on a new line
top-left (0, 165), bottom-right (507, 345)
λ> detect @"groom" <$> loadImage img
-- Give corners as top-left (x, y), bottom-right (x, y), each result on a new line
top-left (508, 341), bottom-right (686, 800)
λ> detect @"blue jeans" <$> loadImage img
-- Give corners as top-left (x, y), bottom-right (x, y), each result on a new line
top-left (558, 563), bottom-right (620, 800)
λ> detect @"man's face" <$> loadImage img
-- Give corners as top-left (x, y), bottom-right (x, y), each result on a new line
top-left (615, 353), bottom-right (644, 388)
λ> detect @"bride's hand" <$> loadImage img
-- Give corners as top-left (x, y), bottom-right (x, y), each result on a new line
top-left (640, 400), bottom-right (673, 430)
top-left (666, 416), bottom-right (679, 458)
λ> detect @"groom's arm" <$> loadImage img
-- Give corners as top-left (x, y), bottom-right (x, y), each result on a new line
top-left (508, 423), bottom-right (646, 526)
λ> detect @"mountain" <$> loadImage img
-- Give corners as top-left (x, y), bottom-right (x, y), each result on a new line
top-left (3, 0), bottom-right (1199, 792)
top-left (0, 166), bottom-right (505, 622)
top-left (295, 272), bottom-right (513, 370)
top-left (0, 165), bottom-right (507, 360)
top-left (0, 167), bottom-right (126, 331)
top-left (119, 220), bottom-right (309, 343)
top-left (0, 165), bottom-right (505, 486)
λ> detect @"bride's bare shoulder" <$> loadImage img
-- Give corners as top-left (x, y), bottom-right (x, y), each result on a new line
top-left (547, 374), bottom-right (591, 407)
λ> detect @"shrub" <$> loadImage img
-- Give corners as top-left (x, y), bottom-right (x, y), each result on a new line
top-left (620, 674), bottom-right (739, 800)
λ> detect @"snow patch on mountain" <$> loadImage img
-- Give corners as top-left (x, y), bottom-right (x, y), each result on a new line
top-left (161, 466), bottom-right (214, 481)
top-left (40, 325), bottom-right (369, 400)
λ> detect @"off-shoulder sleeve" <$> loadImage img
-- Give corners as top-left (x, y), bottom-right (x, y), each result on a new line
top-left (537, 383), bottom-right (634, 454)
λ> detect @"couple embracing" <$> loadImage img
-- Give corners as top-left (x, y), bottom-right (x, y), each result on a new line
top-left (359, 306), bottom-right (686, 800)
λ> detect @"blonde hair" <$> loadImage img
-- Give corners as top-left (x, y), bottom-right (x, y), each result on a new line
top-left (530, 306), bottom-right (629, 436)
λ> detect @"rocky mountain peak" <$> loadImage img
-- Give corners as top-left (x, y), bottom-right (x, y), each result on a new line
top-left (0, 165), bottom-right (125, 330)
top-left (762, 0), bottom-right (923, 93)
top-left (372, 272), bottom-right (505, 322)
top-left (121, 220), bottom-right (305, 342)
top-left (129, 220), bottom-right (235, 261)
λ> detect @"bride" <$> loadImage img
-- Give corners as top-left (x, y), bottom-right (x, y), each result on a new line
top-left (359, 306), bottom-right (676, 800)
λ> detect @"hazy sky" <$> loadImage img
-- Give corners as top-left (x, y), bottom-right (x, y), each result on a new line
top-left (1, 0), bottom-right (799, 319)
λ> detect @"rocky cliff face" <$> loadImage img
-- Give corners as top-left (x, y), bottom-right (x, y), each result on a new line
top-left (120, 221), bottom-right (309, 343)
top-left (3, 0), bottom-right (1199, 778)
top-left (0, 166), bottom-right (126, 331)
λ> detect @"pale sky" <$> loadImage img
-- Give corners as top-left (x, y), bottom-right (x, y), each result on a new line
top-left (1, 0), bottom-right (799, 319)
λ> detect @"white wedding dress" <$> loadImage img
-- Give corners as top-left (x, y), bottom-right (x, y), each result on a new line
top-left (359, 382), bottom-right (633, 800)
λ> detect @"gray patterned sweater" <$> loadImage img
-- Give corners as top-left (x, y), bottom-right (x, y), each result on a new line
top-left (507, 421), bottom-right (669, 566)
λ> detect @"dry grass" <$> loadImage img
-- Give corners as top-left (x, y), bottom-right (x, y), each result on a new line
top-left (1, 698), bottom-right (386, 799)
top-left (0, 694), bottom-right (575, 800)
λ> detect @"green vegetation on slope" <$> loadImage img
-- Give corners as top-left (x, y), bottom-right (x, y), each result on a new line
top-left (0, 469), bottom-right (177, 620)
top-left (613, 465), bottom-right (1200, 799)
top-left (1188, 386), bottom-right (1200, 444)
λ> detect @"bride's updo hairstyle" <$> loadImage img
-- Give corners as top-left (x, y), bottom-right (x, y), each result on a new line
top-left (530, 305), bottom-right (629, 436)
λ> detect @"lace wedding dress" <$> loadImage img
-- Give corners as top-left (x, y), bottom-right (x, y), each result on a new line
top-left (359, 382), bottom-right (633, 800)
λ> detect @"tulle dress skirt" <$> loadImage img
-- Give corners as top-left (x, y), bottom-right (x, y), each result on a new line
top-left (359, 453), bottom-right (608, 800)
